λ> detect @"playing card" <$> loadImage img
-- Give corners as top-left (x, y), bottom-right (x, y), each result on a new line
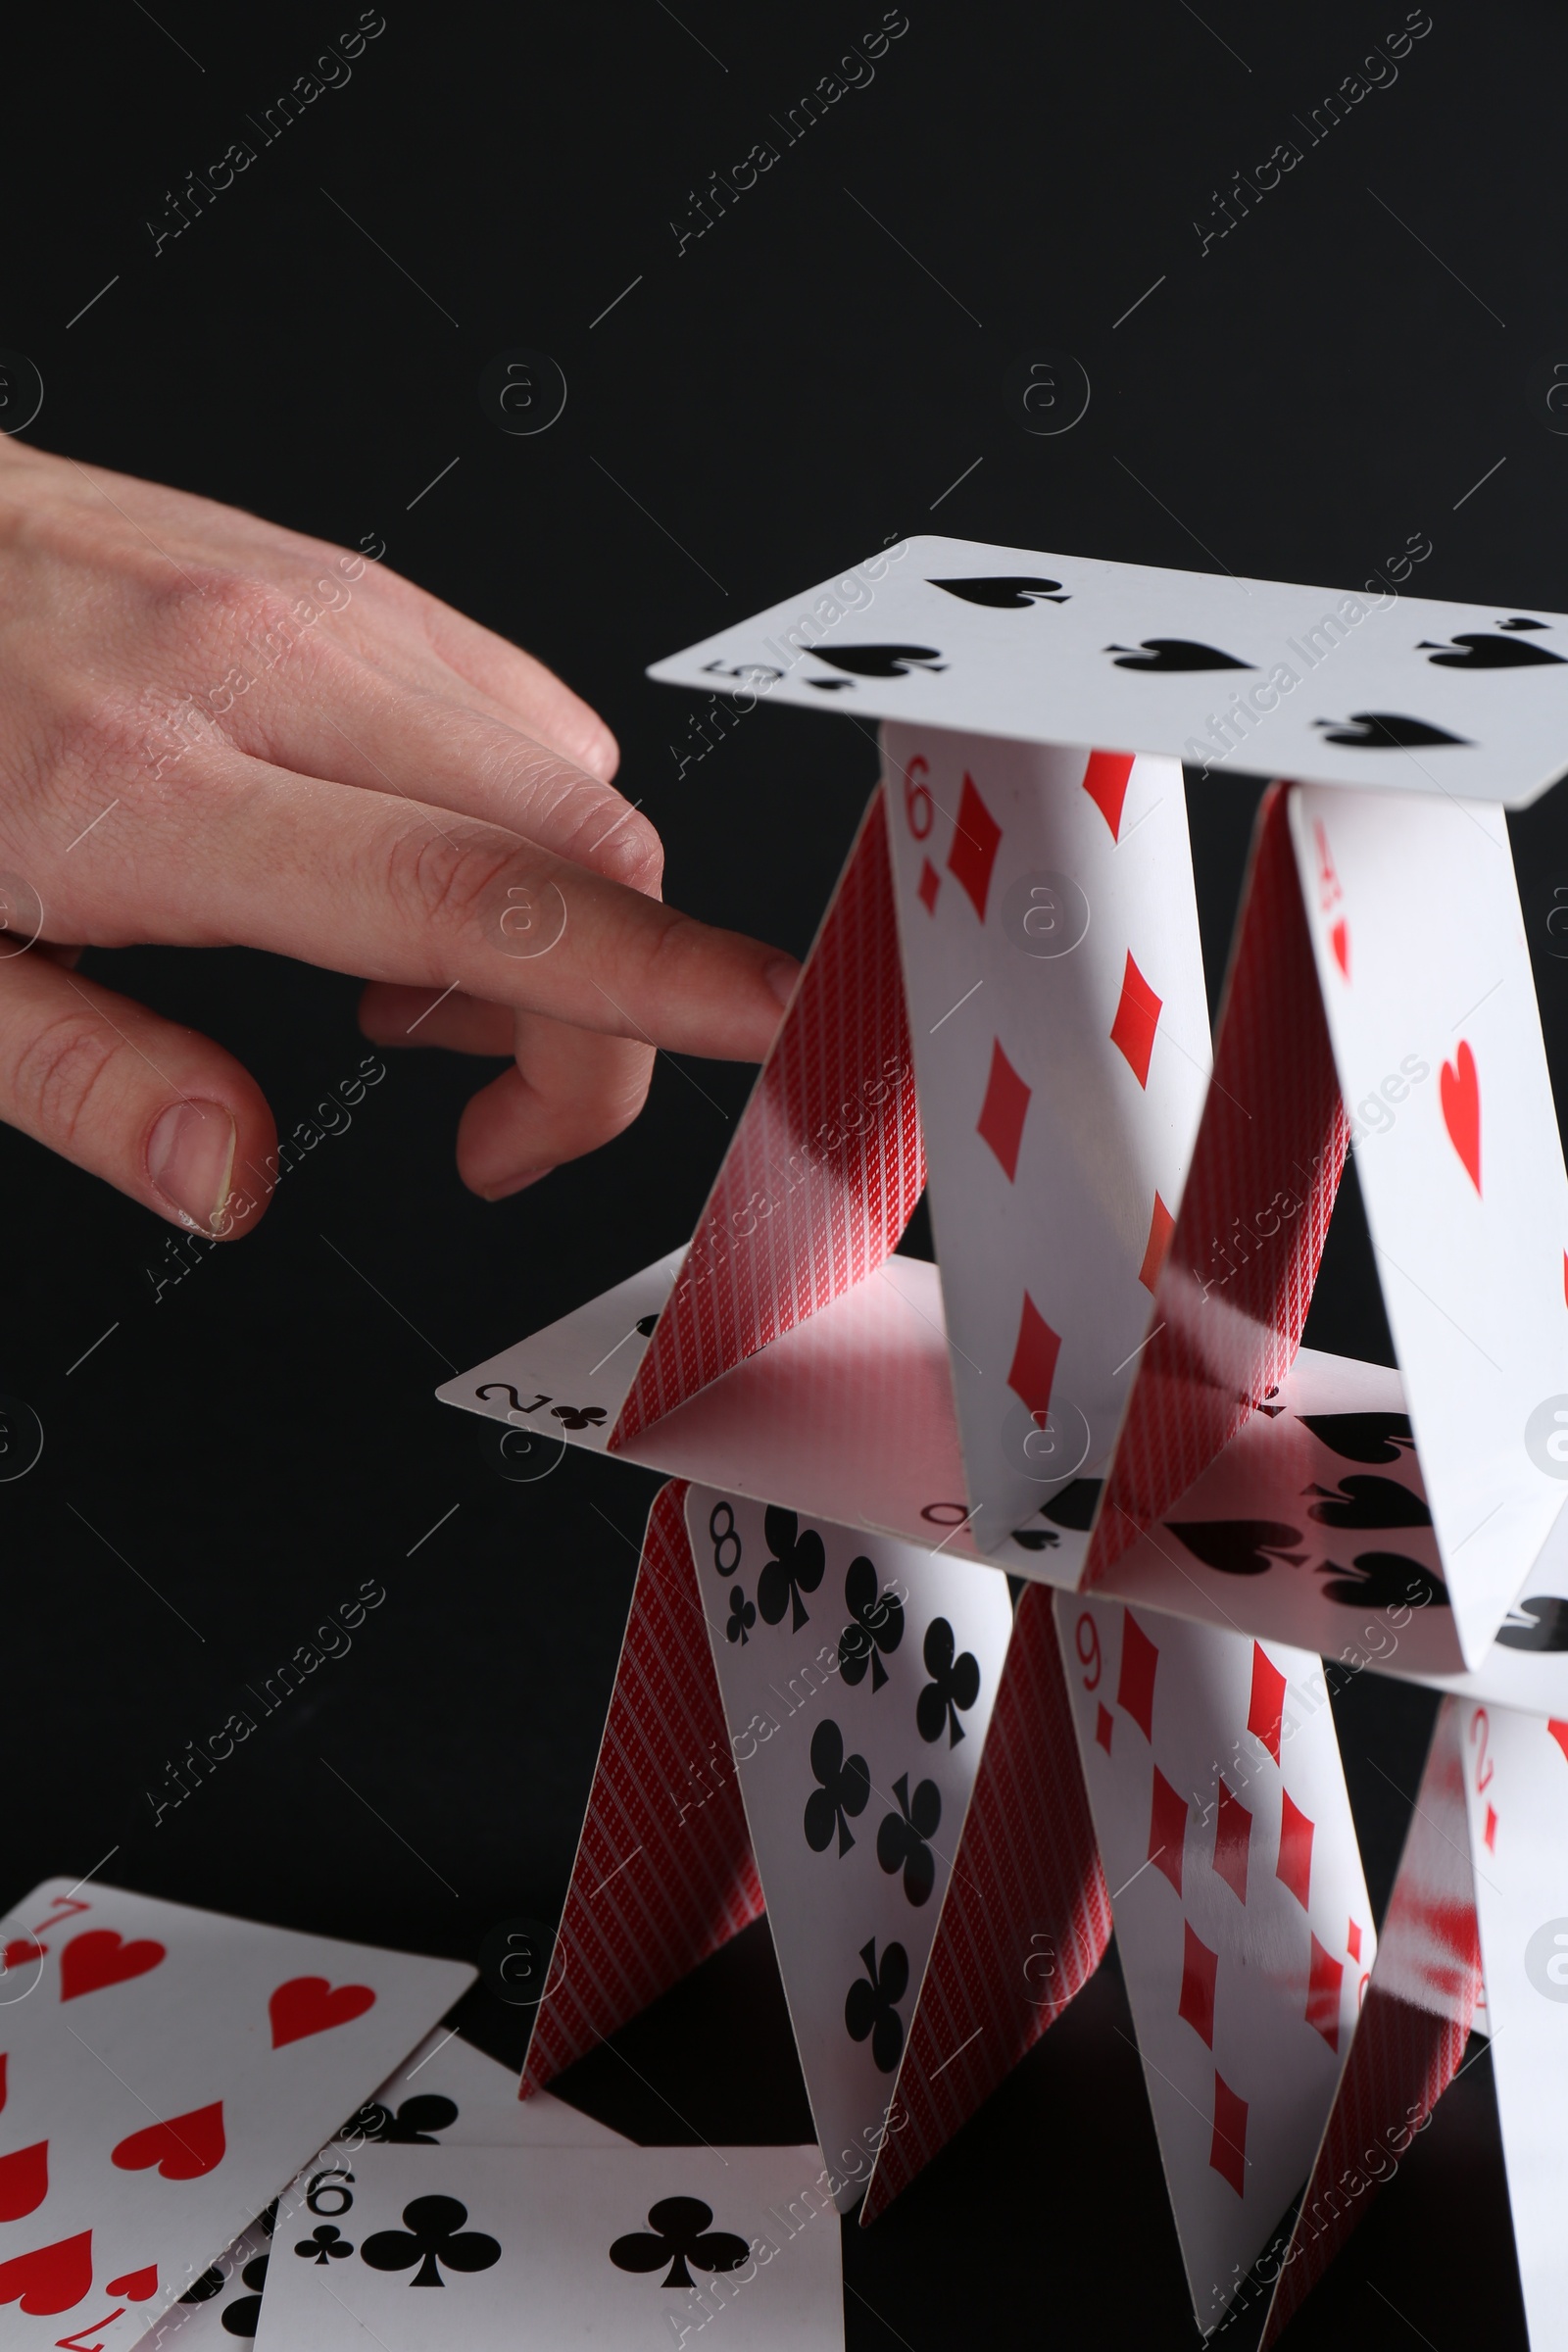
top-left (1054, 1599), bottom-right (1371, 2328)
top-left (880, 729), bottom-right (1210, 1544)
top-left (0, 1879), bottom-right (471, 2350)
top-left (1290, 786), bottom-right (1568, 1664)
top-left (252, 2142), bottom-right (843, 2349)
top-left (1257, 1696), bottom-right (1482, 2346)
top-left (149, 2035), bottom-right (626, 2347)
top-left (684, 1486), bottom-right (1012, 2213)
top-left (649, 534), bottom-right (1568, 804)
top-left (435, 1252), bottom-right (685, 1453)
top-left (1457, 1698), bottom-right (1568, 2352)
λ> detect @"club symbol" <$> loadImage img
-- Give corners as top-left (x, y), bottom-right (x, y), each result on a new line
top-left (551, 1403), bottom-right (607, 1431)
top-left (916, 1617), bottom-right (981, 1746)
top-left (361, 2195), bottom-right (501, 2288)
top-left (845, 1936), bottom-right (910, 2073)
top-left (877, 1772), bottom-right (942, 1905)
top-left (344, 2092), bottom-right (460, 2144)
top-left (178, 2266), bottom-right (225, 2304)
top-left (221, 2253), bottom-right (270, 2338)
top-left (757, 1506), bottom-right (826, 1632)
top-left (725, 1585), bottom-right (757, 1646)
top-left (838, 1555), bottom-right (905, 1690)
top-left (804, 1719), bottom-right (871, 1857)
top-left (609, 2196), bottom-right (750, 2288)
top-left (295, 2227), bottom-right (353, 2266)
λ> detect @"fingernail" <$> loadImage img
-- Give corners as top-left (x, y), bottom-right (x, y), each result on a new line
top-left (148, 1101), bottom-right (237, 1233)
top-left (763, 956), bottom-right (801, 1009)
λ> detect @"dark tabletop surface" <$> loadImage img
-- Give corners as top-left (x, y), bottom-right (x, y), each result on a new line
top-left (6, 2), bottom-right (1565, 2341)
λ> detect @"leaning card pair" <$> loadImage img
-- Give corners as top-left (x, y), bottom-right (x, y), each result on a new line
top-left (255, 2144), bottom-right (842, 2349)
top-left (0, 1880), bottom-right (470, 2347)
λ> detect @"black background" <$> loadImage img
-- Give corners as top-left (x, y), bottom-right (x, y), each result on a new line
top-left (4, 1), bottom-right (1565, 2341)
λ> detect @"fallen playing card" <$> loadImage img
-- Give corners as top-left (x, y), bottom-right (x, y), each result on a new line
top-left (0, 1879), bottom-right (471, 2350)
top-left (252, 2143), bottom-right (843, 2349)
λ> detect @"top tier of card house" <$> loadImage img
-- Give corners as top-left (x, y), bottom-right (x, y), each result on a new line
top-left (648, 533), bottom-right (1568, 804)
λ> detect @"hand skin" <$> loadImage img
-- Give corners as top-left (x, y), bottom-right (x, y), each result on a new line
top-left (0, 439), bottom-right (797, 1235)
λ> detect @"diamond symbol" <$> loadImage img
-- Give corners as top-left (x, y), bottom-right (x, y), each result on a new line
top-left (1209, 2072), bottom-right (1249, 2196)
top-left (917, 858), bottom-right (941, 915)
top-left (977, 1040), bottom-right (1031, 1182)
top-left (1095, 1703), bottom-right (1113, 1754)
top-left (1178, 1921), bottom-right (1219, 2048)
top-left (1247, 1642), bottom-right (1288, 1764)
top-left (1347, 1917), bottom-right (1362, 1963)
top-left (1484, 1802), bottom-right (1497, 1853)
top-left (946, 772), bottom-right (1003, 922)
top-left (1211, 1777), bottom-right (1251, 1905)
top-left (1305, 1932), bottom-right (1344, 2051)
top-left (1276, 1788), bottom-right (1315, 1911)
top-left (1082, 749), bottom-right (1135, 841)
top-left (1116, 1611), bottom-right (1159, 1742)
top-left (1149, 1767), bottom-right (1187, 1896)
top-left (1006, 1293), bottom-right (1060, 1422)
top-left (1109, 952), bottom-right (1162, 1089)
top-left (1137, 1192), bottom-right (1175, 1293)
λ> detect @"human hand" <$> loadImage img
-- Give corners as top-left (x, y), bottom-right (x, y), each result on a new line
top-left (0, 439), bottom-right (796, 1235)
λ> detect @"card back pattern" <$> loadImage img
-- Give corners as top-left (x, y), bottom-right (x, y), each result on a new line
top-left (521, 1481), bottom-right (763, 2096)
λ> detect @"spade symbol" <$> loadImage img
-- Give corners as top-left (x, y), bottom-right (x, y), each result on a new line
top-left (1312, 712), bottom-right (1471, 748)
top-left (804, 1719), bottom-right (871, 1857)
top-left (1166, 1519), bottom-right (1308, 1577)
top-left (757, 1506), bottom-right (826, 1631)
top-left (609, 2198), bottom-right (749, 2289)
top-left (876, 1773), bottom-right (942, 1905)
top-left (343, 2093), bottom-right (460, 2144)
top-left (1314, 1552), bottom-right (1449, 1611)
top-left (635, 1313), bottom-right (662, 1338)
top-left (915, 1617), bottom-right (981, 1745)
top-left (1496, 1595), bottom-right (1568, 1652)
top-left (845, 1937), bottom-right (910, 2074)
top-left (361, 2195), bottom-right (501, 2288)
top-left (1418, 628), bottom-right (1563, 668)
top-left (1299, 1411), bottom-right (1414, 1465)
top-left (807, 644), bottom-right (948, 682)
top-left (838, 1554), bottom-right (906, 1690)
top-left (927, 575), bottom-right (1069, 608)
top-left (221, 2254), bottom-right (270, 2338)
top-left (1104, 639), bottom-right (1254, 672)
top-left (1302, 1474), bottom-right (1431, 1530)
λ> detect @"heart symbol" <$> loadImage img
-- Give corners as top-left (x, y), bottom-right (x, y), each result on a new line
top-left (111, 2100), bottom-right (225, 2181)
top-left (59, 1930), bottom-right (166, 2003)
top-left (269, 1976), bottom-right (376, 2048)
top-left (0, 2230), bottom-right (93, 2315)
top-left (1440, 1039), bottom-right (1482, 1195)
top-left (0, 2139), bottom-right (48, 2223)
top-left (0, 2052), bottom-right (8, 2114)
top-left (106, 2264), bottom-right (159, 2302)
top-left (2, 1937), bottom-right (45, 1971)
top-left (1330, 917), bottom-right (1349, 980)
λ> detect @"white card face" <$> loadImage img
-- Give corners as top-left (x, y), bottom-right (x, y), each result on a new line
top-left (0, 1880), bottom-right (471, 2349)
top-left (649, 534), bottom-right (1568, 805)
top-left (1054, 1600), bottom-right (1371, 2327)
top-left (442, 1252), bottom-right (1090, 1586)
top-left (148, 2037), bottom-right (626, 2347)
top-left (880, 727), bottom-right (1209, 1542)
top-left (1290, 787), bottom-right (1568, 1665)
top-left (252, 2142), bottom-right (843, 2350)
top-left (683, 1487), bottom-right (1012, 2213)
top-left (434, 1254), bottom-right (684, 1452)
top-left (1458, 1702), bottom-right (1568, 2352)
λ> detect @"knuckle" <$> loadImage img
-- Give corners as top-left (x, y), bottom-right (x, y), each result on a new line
top-left (9, 1009), bottom-right (122, 1152)
top-left (387, 823), bottom-right (531, 943)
